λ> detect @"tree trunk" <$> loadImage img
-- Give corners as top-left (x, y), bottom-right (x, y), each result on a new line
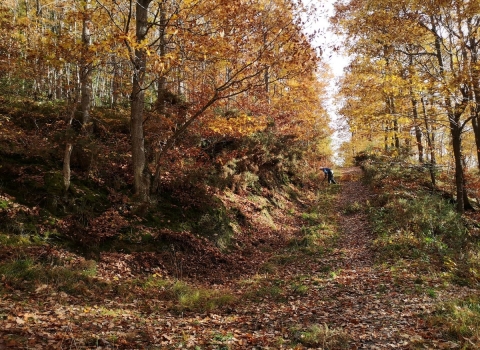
top-left (393, 118), bottom-right (400, 149)
top-left (62, 97), bottom-right (79, 192)
top-left (80, 0), bottom-right (92, 129)
top-left (431, 15), bottom-right (469, 212)
top-left (386, 96), bottom-right (399, 149)
top-left (411, 96), bottom-right (423, 163)
top-left (130, 0), bottom-right (152, 202)
top-left (63, 143), bottom-right (73, 191)
top-left (450, 122), bottom-right (465, 213)
top-left (472, 117), bottom-right (480, 170)
top-left (36, 0), bottom-right (41, 16)
top-left (421, 97), bottom-right (436, 186)
top-left (408, 56), bottom-right (423, 163)
top-left (156, 0), bottom-right (168, 114)
top-left (111, 56), bottom-right (119, 107)
top-left (468, 33), bottom-right (480, 170)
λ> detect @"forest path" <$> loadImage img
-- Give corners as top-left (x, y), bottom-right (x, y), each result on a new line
top-left (1, 167), bottom-right (470, 349)
top-left (311, 167), bottom-right (439, 349)
top-left (213, 167), bottom-right (452, 349)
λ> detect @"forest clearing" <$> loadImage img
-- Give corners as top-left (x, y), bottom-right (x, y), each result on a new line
top-left (1, 0), bottom-right (480, 349)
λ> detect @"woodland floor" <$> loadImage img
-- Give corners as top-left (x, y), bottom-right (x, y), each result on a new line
top-left (0, 167), bottom-right (477, 349)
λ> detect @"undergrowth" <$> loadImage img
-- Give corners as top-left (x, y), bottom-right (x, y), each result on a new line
top-left (429, 296), bottom-right (480, 348)
top-left (362, 161), bottom-right (478, 284)
top-left (0, 241), bottom-right (237, 314)
top-left (0, 252), bottom-right (103, 295)
top-left (360, 158), bottom-right (480, 348)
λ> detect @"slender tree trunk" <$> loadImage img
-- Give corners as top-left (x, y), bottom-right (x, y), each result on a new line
top-left (450, 120), bottom-right (465, 212)
top-left (35, 0), bottom-right (41, 16)
top-left (421, 97), bottom-right (436, 186)
top-left (386, 96), bottom-right (399, 149)
top-left (130, 0), bottom-right (152, 202)
top-left (80, 0), bottom-right (92, 129)
top-left (468, 33), bottom-right (480, 170)
top-left (63, 97), bottom-right (79, 192)
top-left (408, 56), bottom-right (423, 163)
top-left (393, 118), bottom-right (400, 149)
top-left (431, 15), bottom-right (470, 212)
top-left (111, 56), bottom-right (119, 107)
top-left (63, 143), bottom-right (73, 191)
top-left (384, 122), bottom-right (388, 151)
top-left (472, 117), bottom-right (480, 170)
top-left (156, 0), bottom-right (167, 114)
top-left (411, 96), bottom-right (423, 163)
top-left (263, 32), bottom-right (269, 95)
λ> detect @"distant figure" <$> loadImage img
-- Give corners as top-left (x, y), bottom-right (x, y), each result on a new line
top-left (321, 167), bottom-right (337, 184)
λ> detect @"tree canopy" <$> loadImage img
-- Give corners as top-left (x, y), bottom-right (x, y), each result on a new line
top-left (0, 0), bottom-right (332, 203)
top-left (332, 0), bottom-right (480, 212)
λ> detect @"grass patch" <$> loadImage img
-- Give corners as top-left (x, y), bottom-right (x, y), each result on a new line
top-left (288, 222), bottom-right (336, 255)
top-left (429, 296), bottom-right (480, 348)
top-left (363, 162), bottom-right (478, 284)
top-left (142, 274), bottom-right (170, 290)
top-left (343, 201), bottom-right (362, 214)
top-left (169, 280), bottom-right (236, 312)
top-left (246, 284), bottom-right (283, 301)
top-left (0, 232), bottom-right (56, 246)
top-left (240, 277), bottom-right (286, 302)
top-left (301, 211), bottom-right (320, 222)
top-left (359, 158), bottom-right (480, 347)
top-left (0, 257), bottom-right (37, 283)
top-left (0, 255), bottom-right (103, 295)
top-left (211, 331), bottom-right (235, 345)
top-left (291, 323), bottom-right (350, 349)
top-left (291, 282), bottom-right (309, 295)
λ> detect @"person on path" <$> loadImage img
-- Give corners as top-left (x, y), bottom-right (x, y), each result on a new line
top-left (321, 167), bottom-right (337, 184)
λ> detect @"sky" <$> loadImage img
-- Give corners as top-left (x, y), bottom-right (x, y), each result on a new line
top-left (301, 0), bottom-right (349, 77)
top-left (301, 0), bottom-right (351, 164)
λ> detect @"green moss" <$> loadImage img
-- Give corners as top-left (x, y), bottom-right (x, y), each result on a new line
top-left (44, 171), bottom-right (65, 194)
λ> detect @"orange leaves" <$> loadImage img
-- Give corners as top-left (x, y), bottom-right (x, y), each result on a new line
top-left (206, 114), bottom-right (268, 137)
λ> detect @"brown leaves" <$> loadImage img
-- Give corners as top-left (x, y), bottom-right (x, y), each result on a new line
top-left (1, 168), bottom-right (479, 349)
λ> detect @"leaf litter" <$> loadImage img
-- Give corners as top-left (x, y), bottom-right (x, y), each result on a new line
top-left (0, 167), bottom-right (477, 349)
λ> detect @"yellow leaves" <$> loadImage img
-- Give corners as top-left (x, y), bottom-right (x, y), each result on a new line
top-left (165, 28), bottom-right (178, 36)
top-left (15, 16), bottom-right (31, 27)
top-left (119, 34), bottom-right (133, 44)
top-left (207, 114), bottom-right (268, 136)
top-left (397, 116), bottom-right (410, 125)
top-left (12, 31), bottom-right (27, 43)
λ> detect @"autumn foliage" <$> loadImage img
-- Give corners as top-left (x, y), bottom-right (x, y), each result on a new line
top-left (333, 0), bottom-right (480, 212)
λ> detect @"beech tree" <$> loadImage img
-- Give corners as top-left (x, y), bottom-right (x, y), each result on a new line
top-left (332, 0), bottom-right (478, 212)
top-left (1, 0), bottom-right (328, 203)
top-left (94, 0), bottom-right (321, 201)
